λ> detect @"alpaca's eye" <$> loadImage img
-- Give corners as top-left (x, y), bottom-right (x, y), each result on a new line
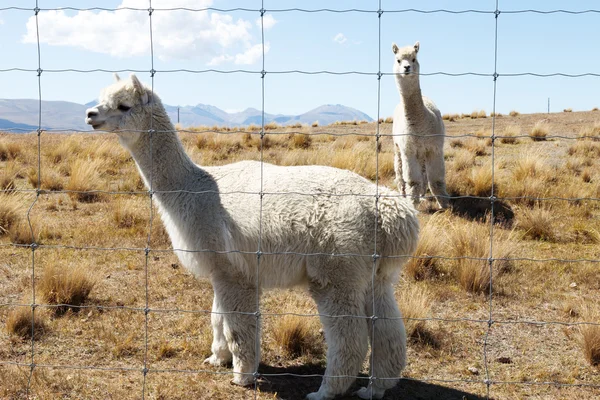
top-left (397, 60), bottom-right (401, 64)
top-left (118, 104), bottom-right (131, 112)
top-left (412, 58), bottom-right (416, 62)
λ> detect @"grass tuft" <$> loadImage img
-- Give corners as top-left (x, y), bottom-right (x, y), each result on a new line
top-left (66, 158), bottom-right (106, 203)
top-left (500, 125), bottom-right (520, 144)
top-left (509, 110), bottom-right (520, 117)
top-left (38, 263), bottom-right (95, 315)
top-left (272, 315), bottom-right (323, 359)
top-left (0, 141), bottom-right (22, 161)
top-left (398, 286), bottom-right (441, 348)
top-left (517, 206), bottom-right (557, 241)
top-left (578, 307), bottom-right (600, 366)
top-left (6, 306), bottom-right (48, 339)
top-left (0, 193), bottom-right (24, 235)
top-left (289, 133), bottom-right (313, 149)
top-left (530, 121), bottom-right (549, 141)
top-left (404, 213), bottom-right (448, 280)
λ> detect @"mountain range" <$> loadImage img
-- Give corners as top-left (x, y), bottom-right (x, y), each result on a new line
top-left (0, 99), bottom-right (373, 132)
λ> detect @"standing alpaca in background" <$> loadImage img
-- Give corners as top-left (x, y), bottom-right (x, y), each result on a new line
top-left (85, 74), bottom-right (419, 400)
top-left (392, 41), bottom-right (450, 209)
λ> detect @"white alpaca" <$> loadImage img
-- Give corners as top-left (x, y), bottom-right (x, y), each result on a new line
top-left (85, 74), bottom-right (419, 400)
top-left (392, 41), bottom-right (449, 209)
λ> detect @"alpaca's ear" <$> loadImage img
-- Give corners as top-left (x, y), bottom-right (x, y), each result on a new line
top-left (130, 74), bottom-right (149, 104)
top-left (113, 73), bottom-right (121, 82)
top-left (414, 41), bottom-right (420, 53)
top-left (392, 43), bottom-right (399, 54)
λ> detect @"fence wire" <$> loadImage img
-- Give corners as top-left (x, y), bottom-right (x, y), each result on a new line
top-left (0, 1), bottom-right (599, 399)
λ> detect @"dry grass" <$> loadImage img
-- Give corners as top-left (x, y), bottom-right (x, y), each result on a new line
top-left (112, 199), bottom-right (146, 230)
top-left (578, 306), bottom-right (600, 366)
top-left (498, 150), bottom-right (552, 205)
top-left (289, 133), bottom-right (312, 149)
top-left (443, 113), bottom-right (460, 122)
top-left (468, 162), bottom-right (493, 197)
top-left (517, 206), bottom-right (557, 241)
top-left (509, 110), bottom-right (520, 117)
top-left (450, 149), bottom-right (476, 172)
top-left (0, 140), bottom-right (22, 161)
top-left (384, 117), bottom-right (393, 124)
top-left (0, 161), bottom-right (22, 191)
top-left (38, 263), bottom-right (95, 314)
top-left (264, 121), bottom-right (280, 131)
top-left (288, 122), bottom-right (304, 129)
top-left (2, 113), bottom-right (600, 398)
top-left (311, 121), bottom-right (319, 128)
top-left (564, 108), bottom-right (573, 113)
top-left (463, 137), bottom-right (487, 156)
top-left (404, 213), bottom-right (448, 281)
top-left (500, 125), bottom-right (520, 144)
top-left (6, 306), bottom-right (48, 339)
top-left (66, 158), bottom-right (106, 203)
top-left (445, 220), bottom-right (513, 294)
top-left (397, 285), bottom-right (439, 347)
top-left (577, 123), bottom-right (600, 141)
top-left (271, 315), bottom-right (323, 359)
top-left (568, 141), bottom-right (600, 158)
top-left (0, 193), bottom-right (25, 235)
top-left (27, 167), bottom-right (64, 191)
top-left (530, 121), bottom-right (550, 141)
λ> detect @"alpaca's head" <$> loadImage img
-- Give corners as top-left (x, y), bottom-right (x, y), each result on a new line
top-left (85, 74), bottom-right (159, 143)
top-left (392, 41), bottom-right (420, 79)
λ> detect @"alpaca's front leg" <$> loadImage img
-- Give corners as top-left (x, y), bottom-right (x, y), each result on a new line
top-left (402, 152), bottom-right (424, 207)
top-left (425, 153), bottom-right (450, 209)
top-left (211, 275), bottom-right (260, 387)
top-left (204, 293), bottom-right (233, 366)
top-left (393, 145), bottom-right (405, 195)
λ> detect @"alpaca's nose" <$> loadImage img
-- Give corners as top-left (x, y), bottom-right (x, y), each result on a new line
top-left (86, 109), bottom-right (98, 119)
top-left (404, 65), bottom-right (411, 72)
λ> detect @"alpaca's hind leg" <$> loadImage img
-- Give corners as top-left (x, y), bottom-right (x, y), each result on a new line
top-left (204, 293), bottom-right (233, 366)
top-left (356, 278), bottom-right (406, 399)
top-left (402, 153), bottom-right (424, 207)
top-left (393, 145), bottom-right (405, 195)
top-left (426, 153), bottom-right (450, 209)
top-left (212, 275), bottom-right (260, 387)
top-left (306, 281), bottom-right (369, 400)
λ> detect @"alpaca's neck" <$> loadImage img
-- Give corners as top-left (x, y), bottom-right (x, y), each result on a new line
top-left (395, 75), bottom-right (426, 117)
top-left (123, 105), bottom-right (200, 193)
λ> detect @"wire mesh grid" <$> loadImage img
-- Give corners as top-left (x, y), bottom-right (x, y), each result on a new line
top-left (0, 1), bottom-right (599, 399)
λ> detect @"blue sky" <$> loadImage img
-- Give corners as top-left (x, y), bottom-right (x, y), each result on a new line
top-left (0, 0), bottom-right (599, 120)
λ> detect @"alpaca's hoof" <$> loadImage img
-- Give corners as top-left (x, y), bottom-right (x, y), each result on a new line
top-left (230, 374), bottom-right (254, 387)
top-left (355, 386), bottom-right (385, 399)
top-left (305, 391), bottom-right (333, 400)
top-left (203, 354), bottom-right (230, 367)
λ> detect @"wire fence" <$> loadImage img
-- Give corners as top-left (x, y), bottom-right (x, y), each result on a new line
top-left (0, 1), bottom-right (599, 399)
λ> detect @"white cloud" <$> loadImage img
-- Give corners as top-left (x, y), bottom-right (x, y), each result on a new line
top-left (207, 54), bottom-right (234, 66)
top-left (255, 14), bottom-right (277, 30)
top-left (234, 43), bottom-right (270, 65)
top-left (22, 0), bottom-right (265, 64)
top-left (333, 33), bottom-right (347, 45)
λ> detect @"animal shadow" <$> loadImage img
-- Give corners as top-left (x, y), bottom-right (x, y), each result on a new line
top-left (257, 363), bottom-right (489, 400)
top-left (448, 194), bottom-right (514, 226)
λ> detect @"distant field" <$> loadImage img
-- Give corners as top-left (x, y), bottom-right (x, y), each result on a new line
top-left (1, 110), bottom-right (599, 399)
